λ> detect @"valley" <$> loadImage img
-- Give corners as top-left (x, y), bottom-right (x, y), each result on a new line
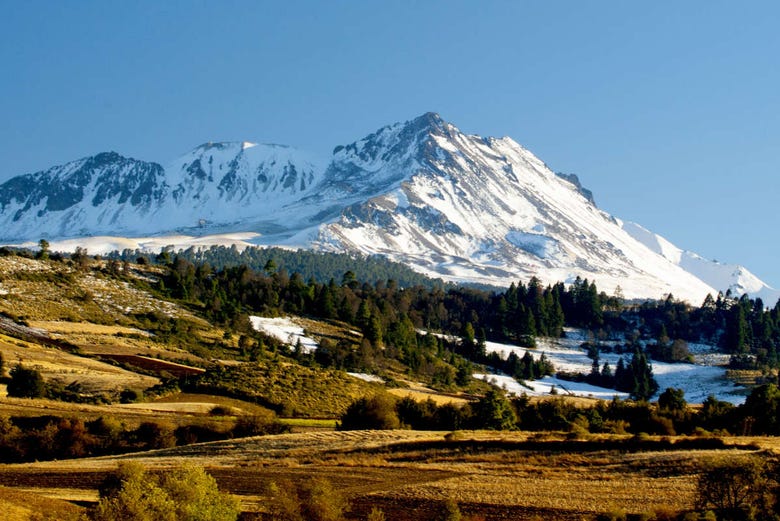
top-left (0, 247), bottom-right (778, 520)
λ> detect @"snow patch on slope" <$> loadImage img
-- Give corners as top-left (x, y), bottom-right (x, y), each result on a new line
top-left (479, 332), bottom-right (745, 404)
top-left (249, 316), bottom-right (318, 353)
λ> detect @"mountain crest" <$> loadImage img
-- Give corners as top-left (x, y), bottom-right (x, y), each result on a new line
top-left (0, 113), bottom-right (775, 304)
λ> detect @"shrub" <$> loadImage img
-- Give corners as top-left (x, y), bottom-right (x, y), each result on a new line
top-left (162, 464), bottom-right (241, 521)
top-left (134, 421), bottom-right (176, 450)
top-left (7, 364), bottom-right (45, 398)
top-left (92, 462), bottom-right (239, 521)
top-left (696, 456), bottom-right (767, 520)
top-left (437, 499), bottom-right (462, 521)
top-left (338, 394), bottom-right (400, 430)
top-left (366, 508), bottom-right (386, 521)
top-left (300, 477), bottom-right (347, 521)
top-left (596, 509), bottom-right (627, 521)
top-left (267, 477), bottom-right (346, 521)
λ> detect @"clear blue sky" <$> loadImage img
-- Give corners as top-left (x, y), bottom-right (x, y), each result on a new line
top-left (1, 1), bottom-right (778, 289)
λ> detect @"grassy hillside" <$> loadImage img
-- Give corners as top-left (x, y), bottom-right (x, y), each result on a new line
top-left (188, 361), bottom-right (383, 417)
top-left (0, 253), bottom-right (458, 420)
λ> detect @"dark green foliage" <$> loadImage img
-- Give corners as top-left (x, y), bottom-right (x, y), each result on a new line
top-left (7, 364), bottom-right (45, 398)
top-left (613, 349), bottom-right (658, 400)
top-left (338, 394), bottom-right (400, 430)
top-left (127, 243), bottom-right (780, 386)
top-left (471, 388), bottom-right (517, 430)
top-left (498, 350), bottom-right (554, 382)
top-left (741, 383), bottom-right (780, 434)
top-left (658, 388), bottom-right (687, 412)
top-left (696, 457), bottom-right (771, 521)
top-left (113, 244), bottom-right (445, 289)
top-left (0, 409), bottom-right (286, 464)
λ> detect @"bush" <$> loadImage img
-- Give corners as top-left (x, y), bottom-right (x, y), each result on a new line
top-left (437, 499), bottom-right (462, 521)
top-left (92, 462), bottom-right (239, 521)
top-left (267, 477), bottom-right (346, 521)
top-left (471, 389), bottom-right (516, 430)
top-left (134, 422), bottom-right (176, 450)
top-left (338, 394), bottom-right (400, 430)
top-left (7, 364), bottom-right (45, 398)
top-left (696, 456), bottom-right (768, 520)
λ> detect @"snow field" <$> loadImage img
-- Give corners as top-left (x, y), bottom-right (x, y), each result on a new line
top-left (479, 329), bottom-right (746, 404)
top-left (249, 316), bottom-right (319, 354)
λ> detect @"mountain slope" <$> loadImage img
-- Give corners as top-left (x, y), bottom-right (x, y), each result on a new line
top-left (622, 221), bottom-right (779, 304)
top-left (310, 114), bottom-right (716, 302)
top-left (0, 113), bottom-right (774, 303)
top-left (0, 143), bottom-right (322, 240)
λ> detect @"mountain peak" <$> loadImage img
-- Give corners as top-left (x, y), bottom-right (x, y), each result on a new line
top-left (408, 111), bottom-right (445, 131)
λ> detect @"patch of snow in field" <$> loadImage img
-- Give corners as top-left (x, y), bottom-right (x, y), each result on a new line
top-left (249, 316), bottom-right (318, 353)
top-left (480, 330), bottom-right (747, 404)
top-left (474, 373), bottom-right (629, 400)
top-left (347, 372), bottom-right (384, 383)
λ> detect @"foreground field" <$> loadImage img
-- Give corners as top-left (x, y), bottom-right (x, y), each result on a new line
top-left (0, 429), bottom-right (770, 520)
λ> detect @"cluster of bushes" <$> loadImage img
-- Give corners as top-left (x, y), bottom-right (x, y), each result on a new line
top-left (266, 475), bottom-right (473, 521)
top-left (339, 390), bottom-right (517, 432)
top-left (339, 382), bottom-right (780, 437)
top-left (91, 461), bottom-right (478, 521)
top-left (91, 462), bottom-right (240, 521)
top-left (596, 455), bottom-right (780, 521)
top-left (0, 413), bottom-right (288, 463)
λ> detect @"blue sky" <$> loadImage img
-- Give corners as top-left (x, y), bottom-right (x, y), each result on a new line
top-left (1, 1), bottom-right (778, 290)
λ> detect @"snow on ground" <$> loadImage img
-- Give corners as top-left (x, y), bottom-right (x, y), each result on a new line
top-left (20, 233), bottom-right (262, 256)
top-left (477, 329), bottom-right (747, 404)
top-left (347, 372), bottom-right (384, 383)
top-left (249, 316), bottom-right (318, 353)
top-left (474, 373), bottom-right (629, 400)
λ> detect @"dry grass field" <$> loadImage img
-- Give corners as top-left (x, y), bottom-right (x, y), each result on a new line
top-left (0, 332), bottom-right (159, 395)
top-left (0, 429), bottom-right (768, 520)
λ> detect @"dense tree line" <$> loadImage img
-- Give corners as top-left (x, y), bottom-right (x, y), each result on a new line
top-left (110, 244), bottom-right (448, 289)
top-left (0, 413), bottom-right (288, 463)
top-left (341, 382), bottom-right (780, 437)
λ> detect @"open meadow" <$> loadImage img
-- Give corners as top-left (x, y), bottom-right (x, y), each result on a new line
top-left (0, 428), bottom-right (774, 520)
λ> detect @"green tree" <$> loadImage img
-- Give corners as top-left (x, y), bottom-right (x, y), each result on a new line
top-left (658, 387), bottom-right (686, 412)
top-left (92, 462), bottom-right (239, 521)
top-left (472, 388), bottom-right (516, 430)
top-left (161, 464), bottom-right (241, 521)
top-left (338, 394), bottom-right (400, 430)
top-left (36, 239), bottom-right (50, 260)
top-left (696, 456), bottom-right (768, 520)
top-left (7, 364), bottom-right (45, 398)
top-left (263, 258), bottom-right (277, 275)
top-left (741, 383), bottom-right (780, 434)
top-left (724, 304), bottom-right (750, 353)
top-left (92, 462), bottom-right (177, 521)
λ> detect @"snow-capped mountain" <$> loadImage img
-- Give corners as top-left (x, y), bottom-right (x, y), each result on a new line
top-left (0, 113), bottom-right (776, 304)
top-left (0, 142), bottom-right (322, 239)
top-left (621, 222), bottom-right (780, 305)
